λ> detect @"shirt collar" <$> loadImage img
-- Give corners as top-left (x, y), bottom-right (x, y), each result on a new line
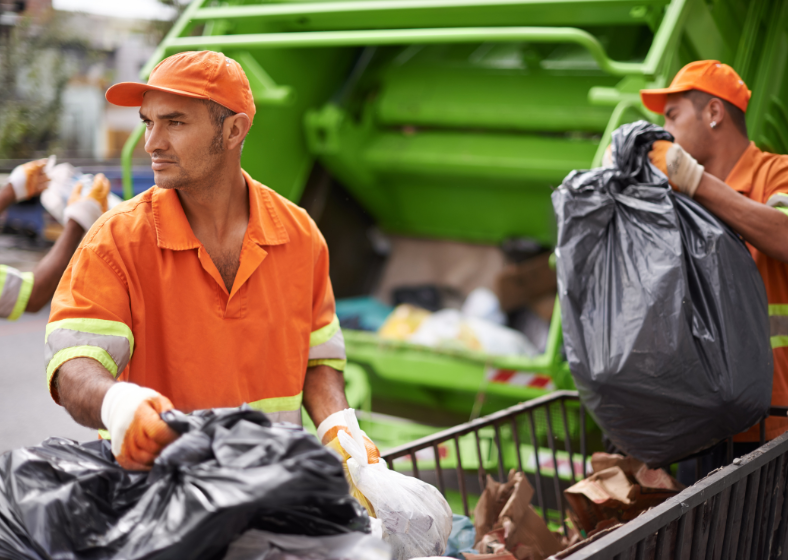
top-left (725, 141), bottom-right (762, 195)
top-left (152, 169), bottom-right (290, 251)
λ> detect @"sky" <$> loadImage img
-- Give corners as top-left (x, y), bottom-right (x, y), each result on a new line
top-left (52, 0), bottom-right (182, 21)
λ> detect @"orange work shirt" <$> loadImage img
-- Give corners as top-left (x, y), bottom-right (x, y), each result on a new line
top-left (45, 170), bottom-right (345, 425)
top-left (726, 142), bottom-right (788, 441)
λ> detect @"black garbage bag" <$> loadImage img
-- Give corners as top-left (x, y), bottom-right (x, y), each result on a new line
top-left (0, 407), bottom-right (368, 560)
top-left (552, 120), bottom-right (773, 468)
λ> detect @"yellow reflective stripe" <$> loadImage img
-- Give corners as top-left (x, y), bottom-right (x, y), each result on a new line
top-left (247, 392), bottom-right (303, 414)
top-left (770, 305), bottom-right (788, 316)
top-left (772, 336), bottom-right (788, 349)
top-left (46, 346), bottom-right (118, 387)
top-left (310, 315), bottom-right (340, 347)
top-left (308, 358), bottom-right (347, 371)
top-left (6, 271), bottom-right (33, 321)
top-left (46, 318), bottom-right (135, 354)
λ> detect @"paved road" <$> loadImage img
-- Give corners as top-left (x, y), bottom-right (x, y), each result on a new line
top-left (0, 304), bottom-right (95, 453)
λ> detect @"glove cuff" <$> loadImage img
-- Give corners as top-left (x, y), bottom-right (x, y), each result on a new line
top-left (64, 198), bottom-right (103, 232)
top-left (101, 382), bottom-right (160, 456)
top-left (317, 408), bottom-right (354, 444)
top-left (8, 165), bottom-right (32, 202)
top-left (666, 143), bottom-right (705, 198)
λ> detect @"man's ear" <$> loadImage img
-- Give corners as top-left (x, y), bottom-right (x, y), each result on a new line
top-left (224, 113), bottom-right (252, 151)
top-left (707, 98), bottom-right (726, 127)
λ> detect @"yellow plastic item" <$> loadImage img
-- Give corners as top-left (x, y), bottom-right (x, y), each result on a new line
top-left (377, 304), bottom-right (431, 341)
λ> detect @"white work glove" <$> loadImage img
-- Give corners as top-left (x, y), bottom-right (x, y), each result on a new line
top-left (8, 157), bottom-right (54, 201)
top-left (649, 140), bottom-right (705, 198)
top-left (101, 382), bottom-right (179, 471)
top-left (62, 173), bottom-right (110, 231)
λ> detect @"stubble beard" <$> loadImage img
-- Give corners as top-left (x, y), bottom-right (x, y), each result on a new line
top-left (154, 129), bottom-right (225, 192)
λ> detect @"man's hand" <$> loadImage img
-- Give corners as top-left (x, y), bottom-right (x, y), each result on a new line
top-left (649, 140), bottom-right (705, 198)
top-left (8, 158), bottom-right (51, 201)
top-left (101, 382), bottom-right (179, 471)
top-left (318, 408), bottom-right (380, 464)
top-left (63, 173), bottom-right (110, 232)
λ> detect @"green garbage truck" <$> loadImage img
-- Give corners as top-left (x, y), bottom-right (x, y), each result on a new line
top-left (123, 0), bottom-right (788, 446)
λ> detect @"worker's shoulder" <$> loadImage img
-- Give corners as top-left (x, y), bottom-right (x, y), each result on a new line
top-left (250, 178), bottom-right (320, 237)
top-left (81, 188), bottom-right (156, 249)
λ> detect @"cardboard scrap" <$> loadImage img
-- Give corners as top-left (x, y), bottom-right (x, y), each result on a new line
top-left (564, 453), bottom-right (683, 533)
top-left (471, 470), bottom-right (561, 560)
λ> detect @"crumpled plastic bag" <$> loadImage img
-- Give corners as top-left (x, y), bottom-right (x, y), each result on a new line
top-left (336, 413), bottom-right (453, 559)
top-left (0, 407), bottom-right (368, 560)
top-left (552, 120), bottom-right (772, 467)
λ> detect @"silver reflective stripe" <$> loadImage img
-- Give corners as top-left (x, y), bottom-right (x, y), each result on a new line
top-left (264, 410), bottom-right (302, 425)
top-left (308, 329), bottom-right (346, 360)
top-left (0, 268), bottom-right (23, 319)
top-left (767, 193), bottom-right (788, 208)
top-left (771, 315), bottom-right (788, 338)
top-left (45, 329), bottom-right (131, 374)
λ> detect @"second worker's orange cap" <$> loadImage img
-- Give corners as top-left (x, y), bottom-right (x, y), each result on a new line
top-left (106, 51), bottom-right (256, 124)
top-left (640, 60), bottom-right (751, 115)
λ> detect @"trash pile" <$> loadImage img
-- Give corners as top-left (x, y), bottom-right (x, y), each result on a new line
top-left (335, 237), bottom-right (557, 359)
top-left (0, 407), bottom-right (371, 560)
top-left (552, 121), bottom-right (773, 467)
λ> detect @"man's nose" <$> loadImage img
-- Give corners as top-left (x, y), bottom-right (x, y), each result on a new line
top-left (144, 123), bottom-right (168, 155)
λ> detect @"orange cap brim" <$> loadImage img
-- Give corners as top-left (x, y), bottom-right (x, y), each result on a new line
top-left (105, 81), bottom-right (210, 107)
top-left (640, 85), bottom-right (694, 114)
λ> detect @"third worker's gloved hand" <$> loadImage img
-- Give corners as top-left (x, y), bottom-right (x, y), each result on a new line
top-left (649, 140), bottom-right (705, 198)
top-left (101, 382), bottom-right (180, 471)
top-left (8, 158), bottom-right (51, 201)
top-left (63, 173), bottom-right (110, 232)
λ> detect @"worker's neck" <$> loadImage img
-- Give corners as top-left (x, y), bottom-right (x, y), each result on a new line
top-left (178, 164), bottom-right (249, 239)
top-left (702, 131), bottom-right (751, 182)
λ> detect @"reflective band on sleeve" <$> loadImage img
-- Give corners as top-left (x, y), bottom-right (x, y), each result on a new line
top-left (767, 193), bottom-right (788, 208)
top-left (45, 318), bottom-right (134, 381)
top-left (46, 346), bottom-right (118, 386)
top-left (769, 305), bottom-right (788, 349)
top-left (0, 266), bottom-right (33, 321)
top-left (309, 315), bottom-right (346, 360)
top-left (308, 358), bottom-right (347, 371)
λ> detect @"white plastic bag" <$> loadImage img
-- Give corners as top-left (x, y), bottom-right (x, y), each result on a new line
top-left (337, 413), bottom-right (453, 560)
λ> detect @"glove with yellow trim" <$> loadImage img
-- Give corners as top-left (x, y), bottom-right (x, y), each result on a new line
top-left (318, 409), bottom-right (381, 515)
top-left (101, 382), bottom-right (180, 471)
top-left (63, 172), bottom-right (110, 231)
top-left (8, 157), bottom-right (52, 201)
top-left (649, 140), bottom-right (705, 198)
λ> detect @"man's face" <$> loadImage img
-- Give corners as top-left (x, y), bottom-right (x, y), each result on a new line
top-left (140, 91), bottom-right (222, 190)
top-left (662, 93), bottom-right (712, 164)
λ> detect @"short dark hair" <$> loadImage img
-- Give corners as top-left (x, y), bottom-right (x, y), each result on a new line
top-left (200, 99), bottom-right (240, 154)
top-left (683, 90), bottom-right (748, 138)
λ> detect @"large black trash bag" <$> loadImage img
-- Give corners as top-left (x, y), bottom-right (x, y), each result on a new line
top-left (552, 120), bottom-right (773, 468)
top-left (0, 407), bottom-right (369, 560)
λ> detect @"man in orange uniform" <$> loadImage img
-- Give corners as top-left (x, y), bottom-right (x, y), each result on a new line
top-left (46, 51), bottom-right (376, 471)
top-left (641, 61), bottom-right (788, 451)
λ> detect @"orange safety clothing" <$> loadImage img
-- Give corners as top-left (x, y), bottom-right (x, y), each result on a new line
top-left (46, 170), bottom-right (345, 425)
top-left (726, 142), bottom-right (788, 441)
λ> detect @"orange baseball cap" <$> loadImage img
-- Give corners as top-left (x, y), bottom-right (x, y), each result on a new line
top-left (106, 50), bottom-right (256, 123)
top-left (640, 60), bottom-right (751, 115)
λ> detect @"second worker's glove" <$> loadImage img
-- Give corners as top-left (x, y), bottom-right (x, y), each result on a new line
top-left (649, 140), bottom-right (705, 198)
top-left (63, 173), bottom-right (110, 232)
top-left (8, 157), bottom-right (53, 201)
top-left (101, 382), bottom-right (180, 471)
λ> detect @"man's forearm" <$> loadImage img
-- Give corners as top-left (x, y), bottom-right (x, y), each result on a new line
top-left (0, 183), bottom-right (15, 214)
top-left (28, 219), bottom-right (85, 312)
top-left (302, 365), bottom-right (349, 427)
top-left (54, 358), bottom-right (116, 429)
top-left (694, 172), bottom-right (788, 262)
